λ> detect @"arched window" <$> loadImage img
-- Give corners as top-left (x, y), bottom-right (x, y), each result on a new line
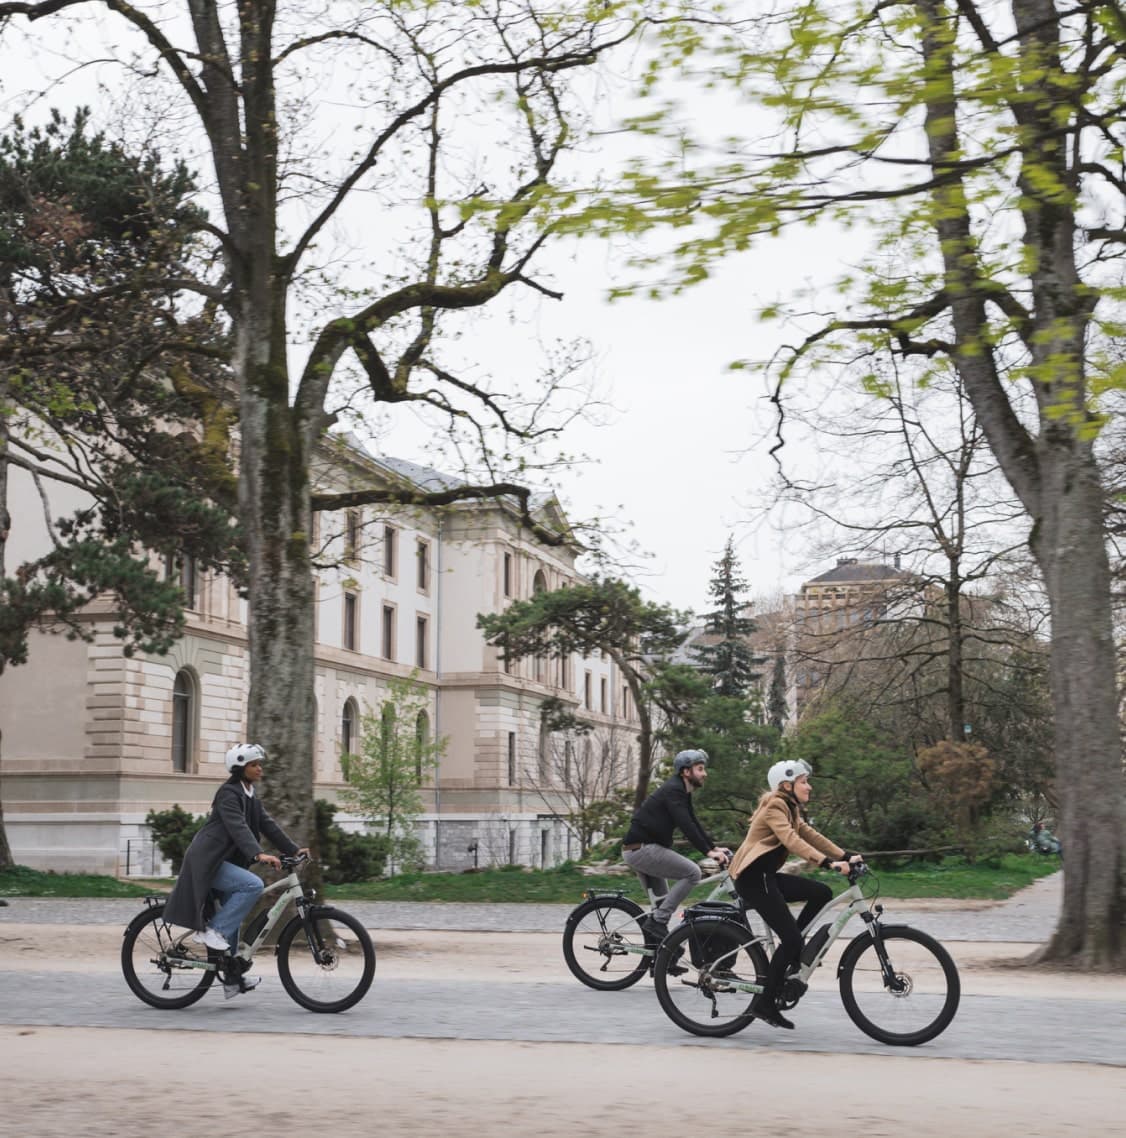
top-left (171, 669), bottom-right (196, 773)
top-left (381, 702), bottom-right (397, 752)
top-left (532, 569), bottom-right (547, 594)
top-left (341, 698), bottom-right (359, 759)
top-left (415, 710), bottom-right (430, 781)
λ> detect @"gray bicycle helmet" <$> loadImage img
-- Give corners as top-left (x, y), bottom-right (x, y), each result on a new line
top-left (673, 749), bottom-right (709, 773)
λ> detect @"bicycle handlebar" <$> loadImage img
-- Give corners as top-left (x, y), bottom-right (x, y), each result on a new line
top-left (279, 852), bottom-right (312, 871)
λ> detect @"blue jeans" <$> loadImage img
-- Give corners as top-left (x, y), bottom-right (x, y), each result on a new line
top-left (209, 861), bottom-right (264, 948)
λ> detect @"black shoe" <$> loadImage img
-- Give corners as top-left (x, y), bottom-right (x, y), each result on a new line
top-left (751, 996), bottom-right (795, 1030)
top-left (640, 914), bottom-right (669, 944)
top-left (666, 945), bottom-right (688, 976)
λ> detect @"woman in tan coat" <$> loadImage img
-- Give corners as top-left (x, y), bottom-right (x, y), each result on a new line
top-left (730, 759), bottom-right (860, 1029)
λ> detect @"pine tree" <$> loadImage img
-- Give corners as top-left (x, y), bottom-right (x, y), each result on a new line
top-left (694, 536), bottom-right (761, 698)
top-left (767, 651), bottom-right (789, 731)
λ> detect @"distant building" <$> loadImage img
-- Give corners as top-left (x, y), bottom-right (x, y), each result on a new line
top-left (791, 556), bottom-right (916, 716)
top-left (0, 438), bottom-right (640, 874)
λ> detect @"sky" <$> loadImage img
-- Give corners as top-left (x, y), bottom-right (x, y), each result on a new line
top-left (0, 7), bottom-right (855, 618)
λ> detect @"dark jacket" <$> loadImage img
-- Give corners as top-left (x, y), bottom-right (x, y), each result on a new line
top-left (163, 778), bottom-right (299, 930)
top-left (623, 774), bottom-right (716, 856)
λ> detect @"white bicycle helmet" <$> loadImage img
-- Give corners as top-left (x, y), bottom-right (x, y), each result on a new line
top-left (767, 758), bottom-right (811, 791)
top-left (225, 742), bottom-right (267, 773)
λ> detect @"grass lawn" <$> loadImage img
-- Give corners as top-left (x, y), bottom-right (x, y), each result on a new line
top-left (0, 864), bottom-right (157, 898)
top-left (0, 852), bottom-right (1060, 904)
top-left (326, 852), bottom-right (1061, 905)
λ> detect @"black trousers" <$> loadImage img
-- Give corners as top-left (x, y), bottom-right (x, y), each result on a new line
top-left (734, 859), bottom-right (832, 1002)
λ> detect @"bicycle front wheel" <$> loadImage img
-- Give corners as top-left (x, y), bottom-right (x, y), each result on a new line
top-left (652, 918), bottom-right (767, 1037)
top-left (562, 895), bottom-right (650, 990)
top-left (276, 907), bottom-right (376, 1013)
top-left (838, 924), bottom-right (960, 1046)
top-left (121, 904), bottom-right (216, 1010)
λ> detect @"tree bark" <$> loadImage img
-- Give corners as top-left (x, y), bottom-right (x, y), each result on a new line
top-left (0, 370), bottom-right (14, 870)
top-left (1031, 448), bottom-right (1124, 966)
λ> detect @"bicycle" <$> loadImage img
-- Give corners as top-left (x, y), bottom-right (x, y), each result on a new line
top-left (121, 853), bottom-right (375, 1013)
top-left (651, 862), bottom-right (960, 1046)
top-left (562, 856), bottom-right (741, 990)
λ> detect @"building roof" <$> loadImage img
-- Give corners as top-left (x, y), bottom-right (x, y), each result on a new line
top-left (805, 558), bottom-right (909, 585)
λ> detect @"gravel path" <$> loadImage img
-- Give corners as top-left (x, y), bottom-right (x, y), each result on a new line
top-left (0, 869), bottom-right (1063, 941)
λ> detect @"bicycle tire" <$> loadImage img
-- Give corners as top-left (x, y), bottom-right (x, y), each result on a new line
top-left (837, 924), bottom-right (960, 1046)
top-left (562, 895), bottom-right (650, 991)
top-left (652, 918), bottom-right (767, 1037)
top-left (276, 906), bottom-right (376, 1013)
top-left (121, 903), bottom-right (216, 1010)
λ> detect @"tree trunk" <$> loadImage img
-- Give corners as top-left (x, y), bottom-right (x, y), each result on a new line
top-left (1031, 449), bottom-right (1125, 968)
top-left (237, 306), bottom-right (318, 859)
top-left (945, 564), bottom-right (965, 742)
top-left (0, 383), bottom-right (14, 870)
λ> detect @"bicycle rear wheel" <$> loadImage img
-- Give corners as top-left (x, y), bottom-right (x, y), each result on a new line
top-left (837, 924), bottom-right (960, 1045)
top-left (121, 904), bottom-right (216, 1010)
top-left (276, 907), bottom-right (376, 1013)
top-left (562, 895), bottom-right (650, 990)
top-left (652, 918), bottom-right (767, 1037)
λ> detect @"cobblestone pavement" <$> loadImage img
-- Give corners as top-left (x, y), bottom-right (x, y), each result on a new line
top-left (0, 869), bottom-right (1064, 942)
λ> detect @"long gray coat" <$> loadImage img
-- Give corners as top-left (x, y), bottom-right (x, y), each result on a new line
top-left (163, 778), bottom-right (299, 930)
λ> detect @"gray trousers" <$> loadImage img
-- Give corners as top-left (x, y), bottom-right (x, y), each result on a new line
top-left (623, 844), bottom-right (702, 923)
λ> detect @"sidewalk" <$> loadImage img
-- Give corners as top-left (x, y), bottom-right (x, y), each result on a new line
top-left (0, 870), bottom-right (1063, 942)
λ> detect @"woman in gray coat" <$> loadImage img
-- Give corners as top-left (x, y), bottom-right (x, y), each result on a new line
top-left (164, 744), bottom-right (307, 971)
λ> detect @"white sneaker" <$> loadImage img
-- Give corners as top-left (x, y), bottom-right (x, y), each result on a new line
top-left (223, 975), bottom-right (261, 1000)
top-left (192, 927), bottom-right (230, 952)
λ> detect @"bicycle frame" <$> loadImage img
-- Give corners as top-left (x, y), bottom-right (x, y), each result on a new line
top-left (704, 870), bottom-right (882, 996)
top-left (152, 868), bottom-right (307, 974)
top-left (235, 870), bottom-right (306, 961)
top-left (580, 867), bottom-right (741, 965)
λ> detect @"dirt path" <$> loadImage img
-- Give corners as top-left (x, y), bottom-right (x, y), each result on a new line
top-left (2, 1024), bottom-right (1120, 1138)
top-left (2, 901), bottom-right (1122, 1138)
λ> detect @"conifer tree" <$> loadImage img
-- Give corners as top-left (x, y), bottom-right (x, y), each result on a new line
top-left (694, 536), bottom-right (761, 699)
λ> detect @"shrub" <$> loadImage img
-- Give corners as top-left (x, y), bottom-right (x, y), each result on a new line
top-left (315, 799), bottom-right (389, 884)
top-left (145, 805), bottom-right (206, 873)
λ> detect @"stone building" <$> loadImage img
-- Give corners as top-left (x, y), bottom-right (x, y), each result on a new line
top-left (0, 440), bottom-right (640, 874)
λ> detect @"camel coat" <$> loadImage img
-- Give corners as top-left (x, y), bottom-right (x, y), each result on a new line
top-left (728, 791), bottom-right (844, 881)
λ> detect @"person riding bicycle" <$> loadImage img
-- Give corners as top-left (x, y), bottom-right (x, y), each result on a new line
top-left (622, 749), bottom-right (730, 943)
top-left (729, 759), bottom-right (861, 1030)
top-left (163, 743), bottom-right (308, 996)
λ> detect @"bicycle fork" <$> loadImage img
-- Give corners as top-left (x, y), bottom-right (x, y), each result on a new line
top-left (856, 910), bottom-right (907, 992)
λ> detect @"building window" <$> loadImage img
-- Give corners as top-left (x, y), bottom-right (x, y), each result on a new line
top-left (600, 677), bottom-right (607, 713)
top-left (341, 698), bottom-right (358, 758)
top-left (165, 554), bottom-right (198, 611)
top-left (416, 539), bottom-right (430, 592)
top-left (415, 710), bottom-right (430, 781)
top-left (507, 731), bottom-right (516, 785)
top-left (584, 671), bottom-right (592, 710)
top-left (343, 592), bottom-right (358, 651)
top-left (382, 604), bottom-right (395, 660)
top-left (503, 552), bottom-right (513, 597)
top-left (416, 615), bottom-right (428, 669)
top-left (621, 684), bottom-right (630, 719)
top-left (383, 525), bottom-right (397, 578)
top-left (171, 669), bottom-right (195, 773)
top-left (532, 569), bottom-right (546, 594)
top-left (345, 509), bottom-right (361, 562)
top-left (381, 702), bottom-right (396, 750)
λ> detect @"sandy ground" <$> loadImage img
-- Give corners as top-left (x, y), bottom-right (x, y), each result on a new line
top-left (2, 923), bottom-right (1123, 1138)
top-left (2, 1024), bottom-right (1123, 1138)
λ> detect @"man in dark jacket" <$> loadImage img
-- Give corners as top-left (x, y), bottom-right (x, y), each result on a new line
top-left (621, 749), bottom-right (729, 940)
top-left (164, 743), bottom-right (307, 993)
